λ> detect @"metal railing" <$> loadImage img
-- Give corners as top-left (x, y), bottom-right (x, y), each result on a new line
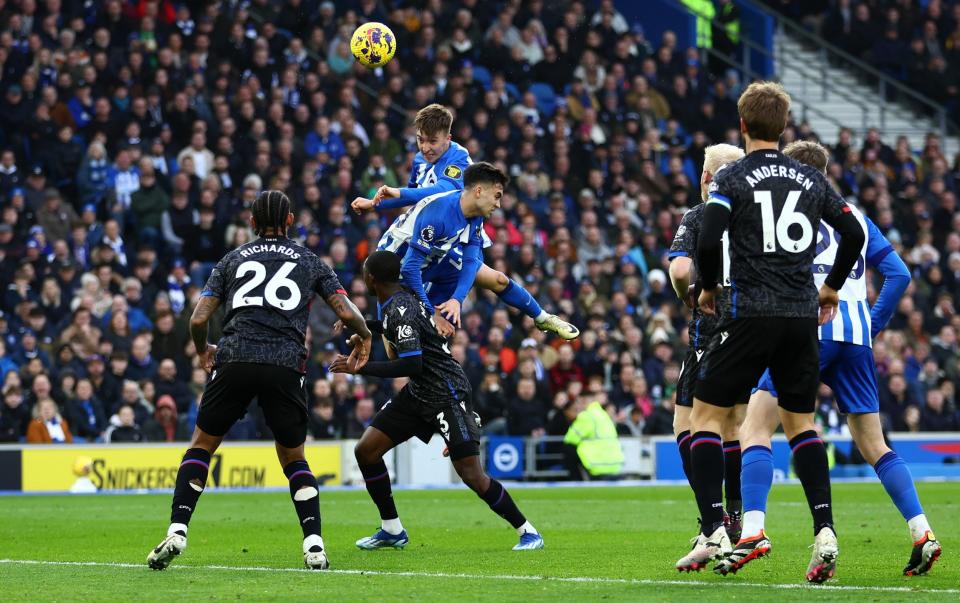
top-left (666, 0), bottom-right (955, 143)
top-left (742, 0), bottom-right (954, 139)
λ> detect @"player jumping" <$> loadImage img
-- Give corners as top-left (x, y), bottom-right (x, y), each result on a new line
top-left (351, 103), bottom-right (578, 339)
top-left (678, 82), bottom-right (865, 582)
top-left (669, 143), bottom-right (747, 549)
top-left (716, 141), bottom-right (942, 578)
top-left (147, 191), bottom-right (372, 571)
top-left (332, 250), bottom-right (544, 551)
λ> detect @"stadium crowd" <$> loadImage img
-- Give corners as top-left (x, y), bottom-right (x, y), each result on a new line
top-left (0, 0), bottom-right (958, 449)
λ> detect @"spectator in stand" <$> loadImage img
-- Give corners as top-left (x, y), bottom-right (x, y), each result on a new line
top-left (142, 395), bottom-right (190, 442)
top-left (0, 387), bottom-right (29, 442)
top-left (345, 397), bottom-right (375, 438)
top-left (65, 378), bottom-right (107, 442)
top-left (921, 385), bottom-right (959, 431)
top-left (153, 359), bottom-right (192, 413)
top-left (105, 404), bottom-right (144, 443)
top-left (507, 377), bottom-right (547, 436)
top-left (26, 398), bottom-right (73, 444)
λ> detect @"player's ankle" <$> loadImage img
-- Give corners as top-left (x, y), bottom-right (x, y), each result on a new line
top-left (381, 517), bottom-right (404, 535)
top-left (167, 523), bottom-right (188, 538)
top-left (516, 521), bottom-right (538, 536)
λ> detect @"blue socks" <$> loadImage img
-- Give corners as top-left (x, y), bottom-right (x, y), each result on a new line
top-left (874, 451), bottom-right (924, 521)
top-left (498, 280), bottom-right (543, 320)
top-left (741, 445), bottom-right (773, 514)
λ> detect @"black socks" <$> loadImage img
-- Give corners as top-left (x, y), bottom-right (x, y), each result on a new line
top-left (790, 430), bottom-right (834, 534)
top-left (170, 448), bottom-right (211, 526)
top-left (359, 460), bottom-right (399, 520)
top-left (284, 460), bottom-right (321, 539)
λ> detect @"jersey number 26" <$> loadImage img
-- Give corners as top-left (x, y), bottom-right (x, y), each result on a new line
top-left (233, 260), bottom-right (301, 310)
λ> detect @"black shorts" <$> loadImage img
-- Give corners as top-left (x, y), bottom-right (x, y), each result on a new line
top-left (372, 385), bottom-right (481, 460)
top-left (677, 348), bottom-right (750, 408)
top-left (694, 317), bottom-right (819, 414)
top-left (197, 362), bottom-right (308, 448)
top-left (676, 348), bottom-right (704, 408)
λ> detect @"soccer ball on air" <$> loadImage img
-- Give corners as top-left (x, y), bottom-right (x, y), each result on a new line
top-left (350, 22), bottom-right (396, 68)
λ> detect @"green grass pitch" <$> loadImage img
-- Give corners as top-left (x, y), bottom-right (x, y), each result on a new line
top-left (0, 482), bottom-right (956, 601)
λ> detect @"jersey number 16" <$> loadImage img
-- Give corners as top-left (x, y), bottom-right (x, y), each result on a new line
top-left (754, 190), bottom-right (813, 254)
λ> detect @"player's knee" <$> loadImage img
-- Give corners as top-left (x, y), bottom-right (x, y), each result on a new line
top-left (495, 271), bottom-right (509, 289)
top-left (354, 441), bottom-right (379, 466)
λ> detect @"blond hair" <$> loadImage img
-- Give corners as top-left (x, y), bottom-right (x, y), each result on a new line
top-left (737, 81), bottom-right (791, 142)
top-left (782, 140), bottom-right (830, 174)
top-left (701, 144), bottom-right (745, 201)
top-left (703, 143), bottom-right (745, 176)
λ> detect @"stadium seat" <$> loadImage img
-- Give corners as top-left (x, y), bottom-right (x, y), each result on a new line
top-left (472, 65), bottom-right (492, 90)
top-left (529, 82), bottom-right (556, 118)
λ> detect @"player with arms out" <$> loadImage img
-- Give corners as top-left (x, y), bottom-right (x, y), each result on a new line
top-left (676, 82), bottom-right (866, 582)
top-left (351, 103), bottom-right (578, 340)
top-left (397, 162), bottom-right (504, 338)
top-left (147, 191), bottom-right (372, 571)
top-left (332, 251), bottom-right (544, 551)
top-left (669, 143), bottom-right (747, 545)
top-left (717, 141), bottom-right (941, 577)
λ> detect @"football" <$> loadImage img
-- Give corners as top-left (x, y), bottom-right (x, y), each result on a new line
top-left (350, 22), bottom-right (396, 69)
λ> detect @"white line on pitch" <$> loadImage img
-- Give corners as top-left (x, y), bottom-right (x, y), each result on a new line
top-left (0, 559), bottom-right (955, 594)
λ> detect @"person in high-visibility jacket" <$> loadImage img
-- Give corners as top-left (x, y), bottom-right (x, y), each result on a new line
top-left (563, 398), bottom-right (625, 478)
top-left (682, 0), bottom-right (715, 49)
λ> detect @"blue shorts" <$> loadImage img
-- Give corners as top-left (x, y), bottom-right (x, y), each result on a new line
top-left (753, 340), bottom-right (879, 414)
top-left (423, 278), bottom-right (458, 306)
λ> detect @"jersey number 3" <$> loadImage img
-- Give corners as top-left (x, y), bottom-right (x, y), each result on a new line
top-left (754, 190), bottom-right (813, 254)
top-left (232, 261), bottom-right (301, 310)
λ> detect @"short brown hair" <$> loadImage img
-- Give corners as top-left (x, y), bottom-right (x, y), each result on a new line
top-left (782, 140), bottom-right (829, 173)
top-left (737, 81), bottom-right (791, 142)
top-left (414, 103), bottom-right (453, 137)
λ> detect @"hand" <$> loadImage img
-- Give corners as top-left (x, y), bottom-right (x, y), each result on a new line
top-left (350, 197), bottom-right (377, 214)
top-left (346, 334), bottom-right (372, 372)
top-left (684, 284), bottom-right (697, 310)
top-left (433, 311), bottom-right (455, 338)
top-left (198, 343), bottom-right (217, 373)
top-left (375, 185), bottom-right (401, 202)
top-left (698, 286), bottom-right (720, 315)
top-left (329, 354), bottom-right (357, 374)
top-left (332, 320), bottom-right (344, 335)
top-left (818, 285), bottom-right (839, 326)
top-left (435, 299), bottom-right (462, 328)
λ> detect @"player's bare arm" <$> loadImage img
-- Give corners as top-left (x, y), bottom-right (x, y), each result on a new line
top-left (190, 295), bottom-right (220, 372)
top-left (325, 292), bottom-right (373, 370)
